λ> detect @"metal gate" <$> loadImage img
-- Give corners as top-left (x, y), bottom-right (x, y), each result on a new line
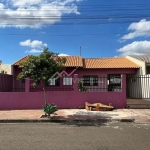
top-left (126, 75), bottom-right (150, 99)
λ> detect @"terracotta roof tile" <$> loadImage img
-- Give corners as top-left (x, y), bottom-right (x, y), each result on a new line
top-left (83, 58), bottom-right (139, 69)
top-left (12, 56), bottom-right (29, 67)
top-left (12, 56), bottom-right (139, 69)
top-left (12, 56), bottom-right (83, 67)
top-left (59, 56), bottom-right (83, 67)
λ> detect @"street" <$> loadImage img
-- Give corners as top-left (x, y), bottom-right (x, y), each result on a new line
top-left (0, 123), bottom-right (150, 150)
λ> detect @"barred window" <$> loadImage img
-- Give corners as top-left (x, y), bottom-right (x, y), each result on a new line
top-left (83, 75), bottom-right (98, 86)
top-left (108, 74), bottom-right (121, 91)
top-left (48, 78), bottom-right (60, 86)
top-left (63, 77), bottom-right (72, 85)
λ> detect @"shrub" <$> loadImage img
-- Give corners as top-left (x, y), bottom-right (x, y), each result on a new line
top-left (43, 104), bottom-right (57, 117)
top-left (78, 80), bottom-right (88, 92)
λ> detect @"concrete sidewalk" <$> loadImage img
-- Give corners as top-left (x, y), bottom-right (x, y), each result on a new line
top-left (0, 109), bottom-right (150, 124)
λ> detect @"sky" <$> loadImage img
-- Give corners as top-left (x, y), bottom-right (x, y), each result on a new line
top-left (1, 0), bottom-right (150, 65)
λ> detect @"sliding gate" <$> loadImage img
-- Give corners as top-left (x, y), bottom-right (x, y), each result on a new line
top-left (126, 74), bottom-right (150, 99)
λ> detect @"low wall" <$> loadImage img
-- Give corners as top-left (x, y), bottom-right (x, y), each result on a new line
top-left (0, 74), bottom-right (126, 110)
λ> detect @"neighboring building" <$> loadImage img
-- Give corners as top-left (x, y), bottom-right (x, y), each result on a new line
top-left (0, 64), bottom-right (11, 74)
top-left (126, 55), bottom-right (150, 99)
top-left (126, 55), bottom-right (150, 75)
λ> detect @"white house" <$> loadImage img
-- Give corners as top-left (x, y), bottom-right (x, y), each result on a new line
top-left (0, 62), bottom-right (11, 74)
top-left (126, 55), bottom-right (150, 99)
top-left (126, 55), bottom-right (150, 75)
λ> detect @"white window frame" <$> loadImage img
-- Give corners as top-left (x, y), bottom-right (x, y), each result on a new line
top-left (63, 77), bottom-right (72, 85)
top-left (49, 78), bottom-right (56, 85)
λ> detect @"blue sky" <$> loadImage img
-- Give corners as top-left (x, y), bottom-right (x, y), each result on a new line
top-left (1, 0), bottom-right (150, 64)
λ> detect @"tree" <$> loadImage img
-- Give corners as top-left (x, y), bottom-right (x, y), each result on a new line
top-left (17, 48), bottom-right (66, 105)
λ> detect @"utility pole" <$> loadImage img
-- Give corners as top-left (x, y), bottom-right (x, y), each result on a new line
top-left (80, 46), bottom-right (90, 56)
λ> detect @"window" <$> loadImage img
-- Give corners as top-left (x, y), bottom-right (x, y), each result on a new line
top-left (48, 78), bottom-right (60, 86)
top-left (107, 74), bottom-right (121, 91)
top-left (63, 77), bottom-right (72, 85)
top-left (83, 75), bottom-right (98, 86)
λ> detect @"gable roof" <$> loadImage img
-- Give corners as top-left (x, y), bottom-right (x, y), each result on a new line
top-left (12, 56), bottom-right (83, 67)
top-left (128, 55), bottom-right (150, 63)
top-left (12, 56), bottom-right (29, 67)
top-left (12, 56), bottom-right (139, 69)
top-left (60, 56), bottom-right (83, 67)
top-left (83, 58), bottom-right (139, 69)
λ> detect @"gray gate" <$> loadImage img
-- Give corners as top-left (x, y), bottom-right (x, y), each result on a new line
top-left (126, 75), bottom-right (150, 99)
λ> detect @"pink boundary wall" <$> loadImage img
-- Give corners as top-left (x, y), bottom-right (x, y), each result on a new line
top-left (0, 74), bottom-right (126, 110)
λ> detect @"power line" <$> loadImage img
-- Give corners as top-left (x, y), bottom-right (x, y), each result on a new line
top-left (0, 4), bottom-right (150, 26)
top-left (3, 4), bottom-right (150, 6)
top-left (0, 32), bottom-right (142, 37)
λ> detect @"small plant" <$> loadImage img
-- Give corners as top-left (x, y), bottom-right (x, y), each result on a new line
top-left (78, 79), bottom-right (88, 92)
top-left (43, 104), bottom-right (57, 117)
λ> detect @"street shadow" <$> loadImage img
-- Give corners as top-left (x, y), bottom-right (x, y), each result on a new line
top-left (48, 109), bottom-right (120, 127)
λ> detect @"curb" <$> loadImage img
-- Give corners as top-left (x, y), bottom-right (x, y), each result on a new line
top-left (0, 118), bottom-right (135, 124)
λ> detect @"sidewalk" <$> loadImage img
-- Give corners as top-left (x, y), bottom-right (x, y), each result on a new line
top-left (0, 109), bottom-right (150, 124)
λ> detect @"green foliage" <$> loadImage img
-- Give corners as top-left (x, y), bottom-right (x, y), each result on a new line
top-left (43, 104), bottom-right (57, 116)
top-left (17, 48), bottom-right (66, 87)
top-left (17, 47), bottom-right (66, 105)
top-left (78, 79), bottom-right (88, 92)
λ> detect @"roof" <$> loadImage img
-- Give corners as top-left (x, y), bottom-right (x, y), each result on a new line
top-left (60, 56), bottom-right (83, 67)
top-left (83, 58), bottom-right (139, 69)
top-left (12, 56), bottom-right (29, 67)
top-left (128, 55), bottom-right (150, 63)
top-left (12, 56), bottom-right (83, 67)
top-left (12, 56), bottom-right (139, 69)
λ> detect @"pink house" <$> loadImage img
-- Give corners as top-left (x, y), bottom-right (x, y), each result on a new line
top-left (0, 56), bottom-right (139, 110)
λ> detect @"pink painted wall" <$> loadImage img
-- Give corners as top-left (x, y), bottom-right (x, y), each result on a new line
top-left (64, 67), bottom-right (137, 76)
top-left (12, 66), bottom-right (137, 77)
top-left (0, 74), bottom-right (126, 110)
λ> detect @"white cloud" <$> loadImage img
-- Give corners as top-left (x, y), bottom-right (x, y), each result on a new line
top-left (0, 3), bottom-right (4, 9)
top-left (11, 0), bottom-right (42, 6)
top-left (20, 39), bottom-right (47, 53)
top-left (20, 39), bottom-right (47, 48)
top-left (121, 19), bottom-right (150, 40)
top-left (58, 53), bottom-right (70, 56)
top-left (117, 41), bottom-right (150, 56)
top-left (0, 0), bottom-right (81, 28)
top-left (25, 49), bottom-right (43, 53)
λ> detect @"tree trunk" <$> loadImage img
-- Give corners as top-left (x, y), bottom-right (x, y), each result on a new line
top-left (43, 84), bottom-right (47, 105)
top-left (43, 84), bottom-right (47, 116)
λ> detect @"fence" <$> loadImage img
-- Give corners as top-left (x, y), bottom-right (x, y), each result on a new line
top-left (0, 74), bottom-right (13, 92)
top-left (0, 74), bottom-right (25, 92)
top-left (0, 75), bottom-right (74, 92)
top-left (29, 78), bottom-right (74, 92)
top-left (12, 76), bottom-right (25, 92)
top-left (127, 74), bottom-right (150, 99)
top-left (0, 74), bottom-right (123, 92)
top-left (0, 74), bottom-right (127, 109)
top-left (78, 75), bottom-right (122, 92)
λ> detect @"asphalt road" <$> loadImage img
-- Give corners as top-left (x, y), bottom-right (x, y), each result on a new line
top-left (0, 122), bottom-right (150, 150)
